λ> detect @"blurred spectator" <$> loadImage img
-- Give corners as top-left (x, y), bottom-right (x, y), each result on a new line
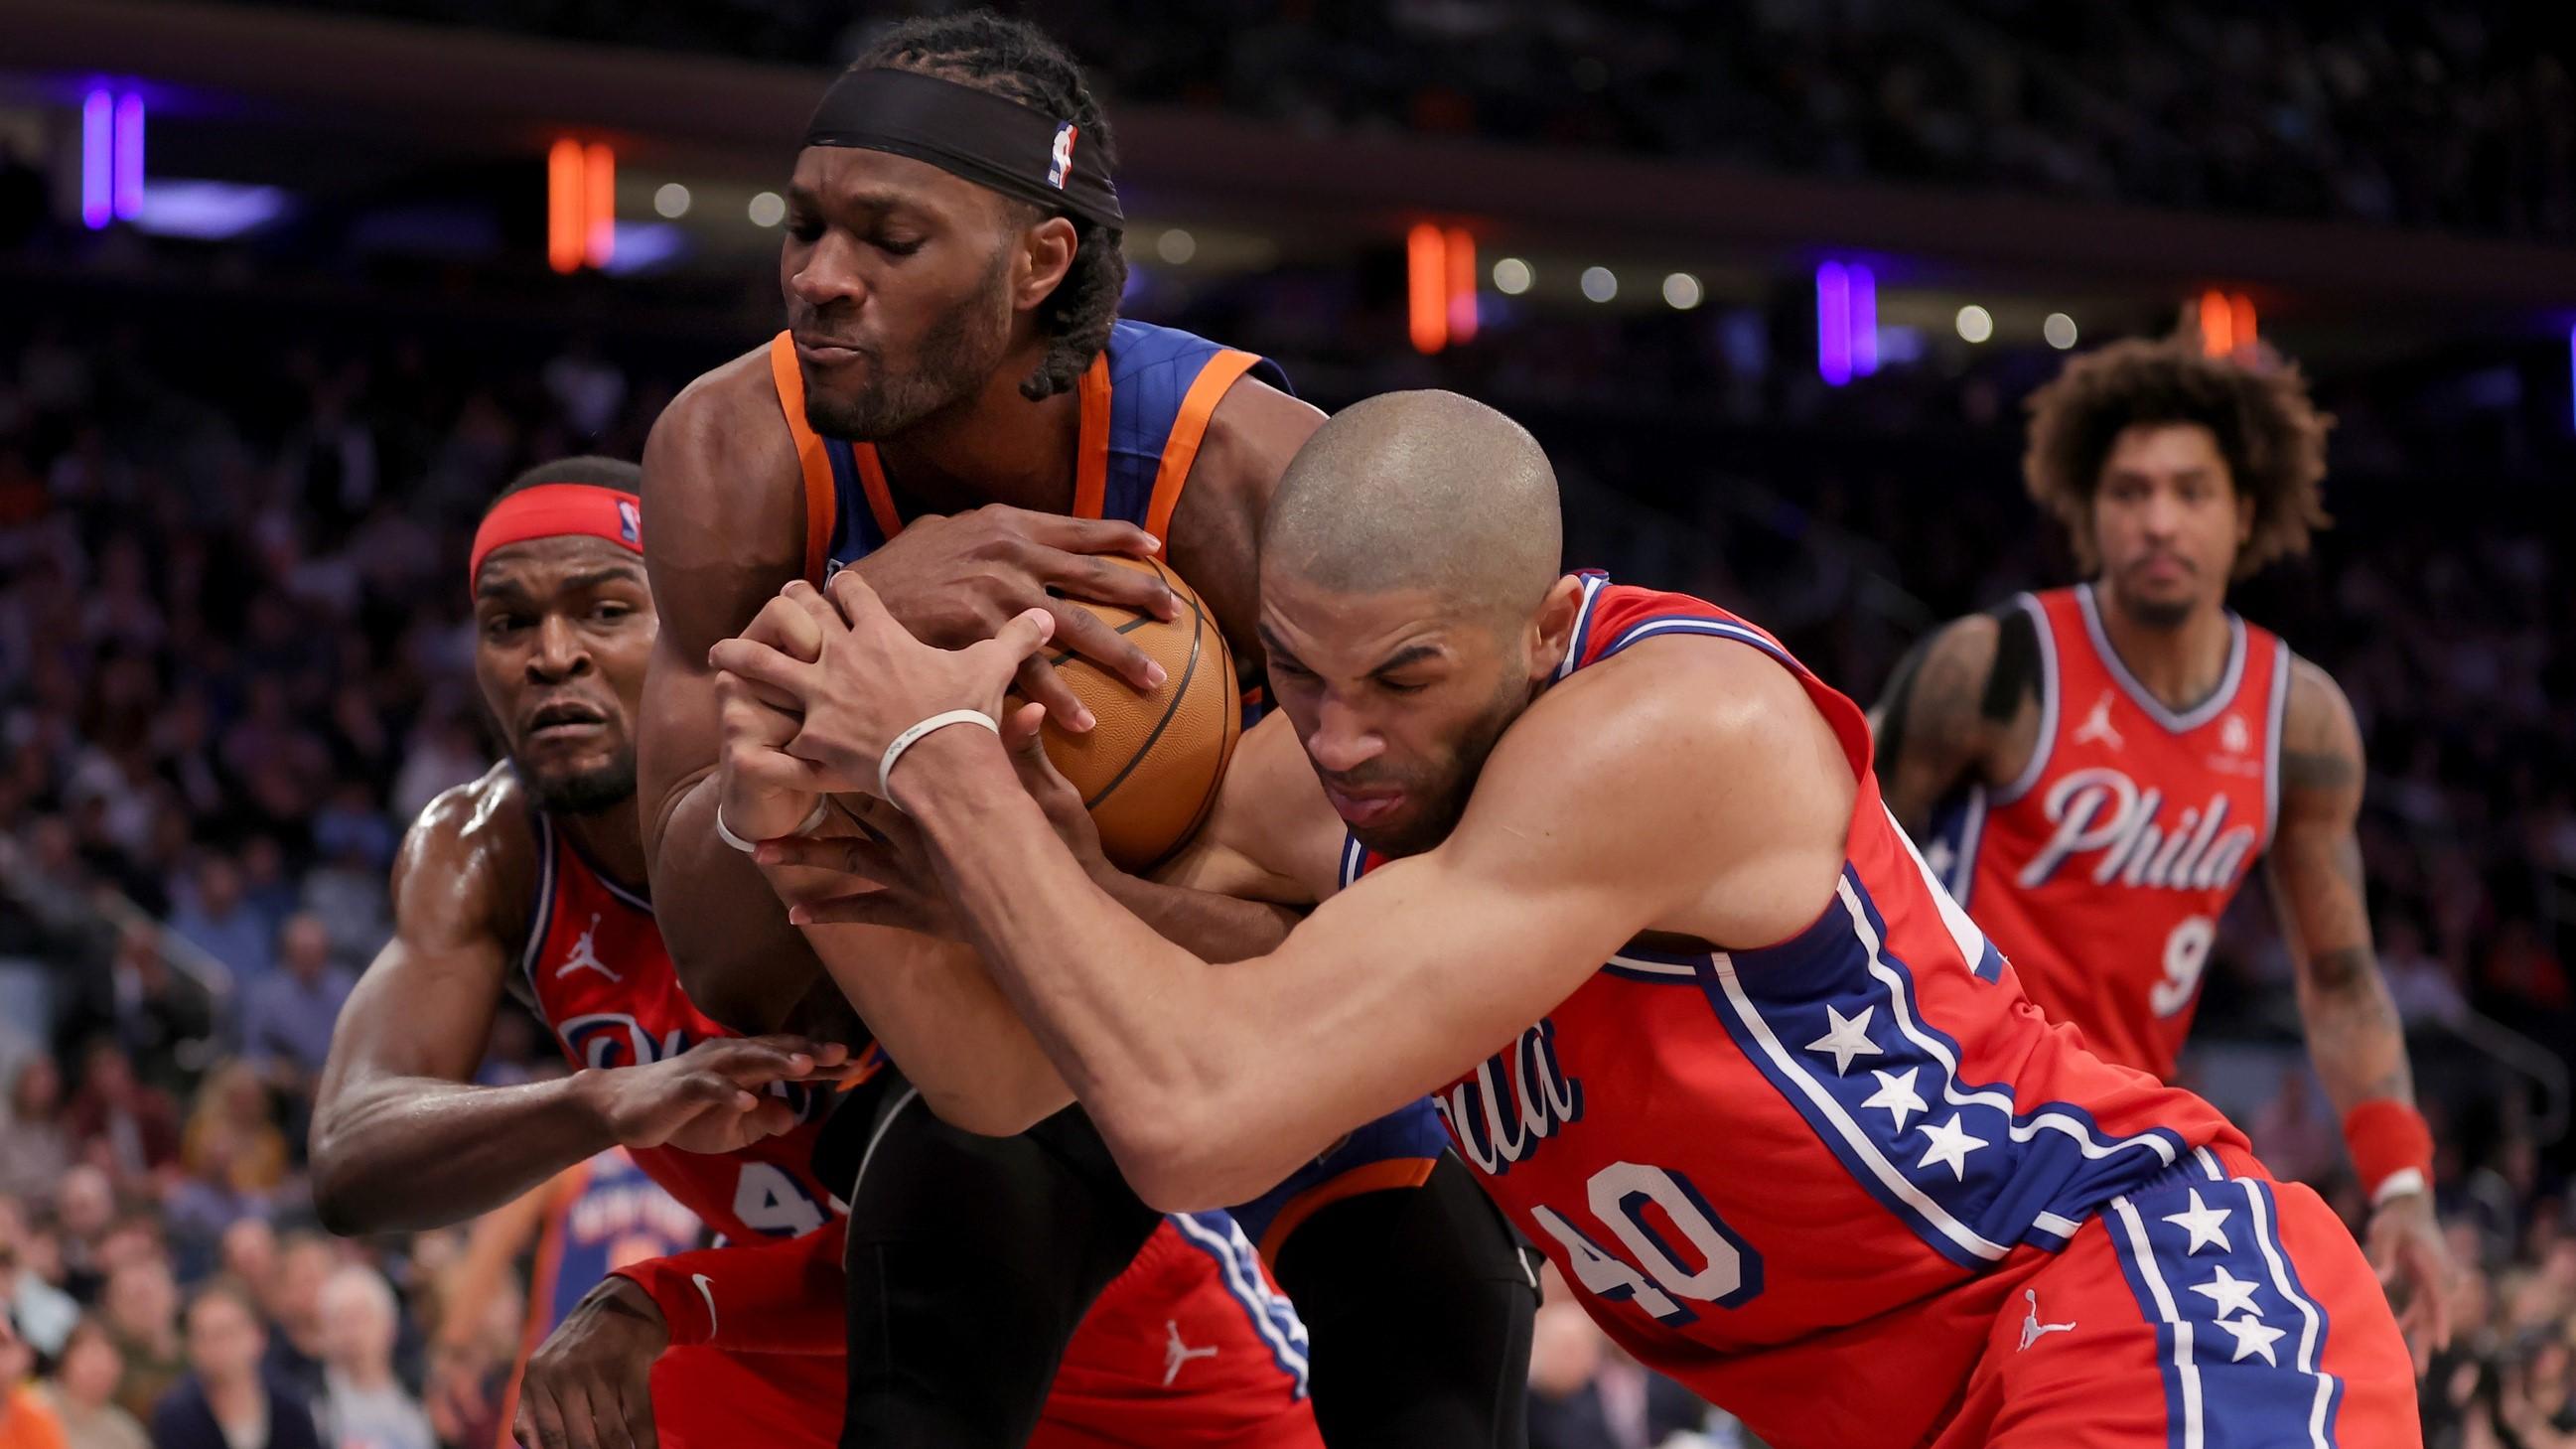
top-left (388, 715), bottom-right (485, 828)
top-left (313, 1267), bottom-right (431, 1449)
top-left (215, 1224), bottom-right (276, 1307)
top-left (0, 1322), bottom-right (66, 1449)
top-left (97, 1258), bottom-right (181, 1425)
top-left (177, 1065), bottom-right (285, 1203)
top-left (240, 917), bottom-right (354, 1098)
top-left (165, 856), bottom-right (272, 987)
top-left (35, 1320), bottom-right (146, 1449)
top-left (149, 1280), bottom-right (321, 1449)
top-left (61, 1043), bottom-right (180, 1190)
top-left (1525, 1265), bottom-right (1713, 1449)
top-left (0, 1059), bottom-right (69, 1202)
top-left (46, 1172), bottom-right (112, 1307)
top-left (0, 1199), bottom-right (77, 1360)
top-left (259, 1235), bottom-right (336, 1409)
top-left (2380, 914), bottom-right (2469, 1028)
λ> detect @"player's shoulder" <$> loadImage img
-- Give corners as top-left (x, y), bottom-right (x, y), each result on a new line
top-left (394, 763), bottom-right (537, 944)
top-left (1503, 634), bottom-right (1831, 809)
top-left (645, 344), bottom-right (796, 498)
top-left (2276, 651), bottom-right (2360, 758)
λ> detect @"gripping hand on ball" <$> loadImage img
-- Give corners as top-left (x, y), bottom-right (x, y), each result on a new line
top-left (848, 505), bottom-right (1177, 732)
top-left (760, 701), bottom-right (1111, 931)
top-left (708, 573), bottom-right (1053, 802)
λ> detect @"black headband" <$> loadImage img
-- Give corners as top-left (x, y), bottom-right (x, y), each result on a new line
top-left (802, 68), bottom-right (1123, 228)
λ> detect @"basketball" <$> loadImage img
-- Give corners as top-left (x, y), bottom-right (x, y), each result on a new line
top-left (1031, 554), bottom-right (1241, 871)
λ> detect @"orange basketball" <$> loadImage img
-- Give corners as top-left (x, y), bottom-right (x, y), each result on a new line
top-left (1028, 555), bottom-right (1240, 871)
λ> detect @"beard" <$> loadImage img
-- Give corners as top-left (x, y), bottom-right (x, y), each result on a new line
top-left (509, 750), bottom-right (637, 816)
top-left (800, 247), bottom-right (1015, 441)
top-left (1346, 673), bottom-right (1533, 860)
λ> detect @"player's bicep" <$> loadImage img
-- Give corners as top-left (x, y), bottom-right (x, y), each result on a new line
top-left (1154, 712), bottom-right (1336, 904)
top-left (321, 812), bottom-right (513, 1095)
top-left (2266, 660), bottom-right (2372, 965)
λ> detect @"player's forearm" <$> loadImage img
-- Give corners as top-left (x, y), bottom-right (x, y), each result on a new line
top-left (1101, 872), bottom-right (1299, 961)
top-left (647, 770), bottom-right (829, 1032)
top-left (311, 1074), bottom-right (614, 1233)
top-left (2295, 947), bottom-right (2416, 1115)
top-left (787, 914), bottom-right (1073, 1136)
top-left (896, 732), bottom-right (1304, 1208)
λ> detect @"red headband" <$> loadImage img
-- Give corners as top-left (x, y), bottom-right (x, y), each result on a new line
top-left (469, 484), bottom-right (644, 593)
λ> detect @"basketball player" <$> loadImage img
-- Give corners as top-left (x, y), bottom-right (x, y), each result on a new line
top-left (309, 457), bottom-right (1321, 1449)
top-left (713, 389), bottom-right (2422, 1447)
top-left (636, 13), bottom-right (1530, 1446)
top-left (1867, 338), bottom-right (2452, 1360)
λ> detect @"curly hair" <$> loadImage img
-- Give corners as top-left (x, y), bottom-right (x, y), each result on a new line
top-left (2022, 338), bottom-right (2333, 579)
top-left (851, 11), bottom-right (1126, 402)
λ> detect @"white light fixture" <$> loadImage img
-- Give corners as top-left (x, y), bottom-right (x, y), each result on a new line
top-left (1662, 272), bottom-right (1704, 310)
top-left (1580, 266), bottom-right (1618, 303)
top-left (747, 191), bottom-right (786, 227)
top-left (1155, 228), bottom-right (1197, 264)
top-left (652, 183), bottom-right (691, 218)
top-left (1492, 257), bottom-right (1533, 295)
top-left (2044, 312), bottom-right (2078, 350)
top-left (1954, 304), bottom-right (1994, 344)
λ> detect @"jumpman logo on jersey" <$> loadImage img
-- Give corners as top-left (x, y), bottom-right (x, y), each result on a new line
top-left (2016, 1289), bottom-right (2075, 1350)
top-left (2073, 690), bottom-right (2125, 751)
top-left (1162, 1320), bottom-right (1218, 1385)
top-left (555, 914), bottom-right (621, 983)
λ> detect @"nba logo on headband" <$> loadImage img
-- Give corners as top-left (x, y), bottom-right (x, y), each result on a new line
top-left (617, 499), bottom-right (641, 545)
top-left (1047, 121), bottom-right (1077, 190)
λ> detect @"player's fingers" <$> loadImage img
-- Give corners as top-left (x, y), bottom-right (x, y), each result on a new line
top-left (737, 1033), bottom-right (848, 1069)
top-left (1015, 656), bottom-right (1094, 733)
top-left (787, 890), bottom-right (924, 931)
top-left (754, 833), bottom-right (907, 884)
top-left (1046, 548), bottom-right (1181, 621)
top-left (1044, 598), bottom-right (1162, 692)
top-left (813, 564), bottom-right (896, 631)
top-left (1024, 511), bottom-right (1161, 560)
top-left (718, 664), bottom-right (805, 719)
top-left (622, 1368), bottom-right (659, 1449)
top-left (707, 638), bottom-right (810, 697)
top-left (1000, 698), bottom-right (1049, 756)
top-left (734, 1095), bottom-right (797, 1142)
top-left (741, 592), bottom-right (826, 663)
top-left (521, 1380), bottom-right (573, 1449)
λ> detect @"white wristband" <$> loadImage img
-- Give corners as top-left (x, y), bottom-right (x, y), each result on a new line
top-left (2369, 1166), bottom-right (2428, 1208)
top-left (879, 709), bottom-right (1002, 806)
top-left (715, 797), bottom-right (831, 854)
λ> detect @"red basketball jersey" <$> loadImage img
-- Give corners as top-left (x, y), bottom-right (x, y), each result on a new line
top-left (1340, 576), bottom-right (2248, 1448)
top-left (520, 815), bottom-right (843, 1242)
top-left (1925, 585), bottom-right (2291, 1081)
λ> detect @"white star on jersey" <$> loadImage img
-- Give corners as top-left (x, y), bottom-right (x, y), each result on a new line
top-left (2188, 1263), bottom-right (2263, 1319)
top-left (1924, 837), bottom-right (1957, 882)
top-left (1862, 1067), bottom-right (1929, 1132)
top-left (1804, 1004), bottom-right (1884, 1076)
top-left (2217, 1314), bottom-right (2287, 1367)
top-left (2163, 1190), bottom-right (2233, 1255)
top-left (1915, 1113), bottom-right (1988, 1180)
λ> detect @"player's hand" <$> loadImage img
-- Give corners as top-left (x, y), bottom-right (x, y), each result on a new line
top-left (2363, 1188), bottom-right (2454, 1374)
top-left (512, 1275), bottom-right (666, 1449)
top-left (849, 504), bottom-right (1177, 732)
top-left (709, 574), bottom-right (1052, 800)
top-left (574, 1035), bottom-right (850, 1155)
top-left (759, 702), bottom-right (1109, 929)
top-left (710, 597), bottom-right (847, 842)
top-left (760, 806), bottom-right (956, 937)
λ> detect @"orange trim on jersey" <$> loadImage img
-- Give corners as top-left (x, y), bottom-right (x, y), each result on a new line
top-left (1071, 351), bottom-right (1113, 520)
top-left (494, 1167), bottom-right (585, 1449)
top-left (767, 334), bottom-right (837, 585)
top-left (849, 444), bottom-right (905, 542)
top-left (1253, 1156), bottom-right (1439, 1263)
top-left (1144, 348), bottom-right (1260, 544)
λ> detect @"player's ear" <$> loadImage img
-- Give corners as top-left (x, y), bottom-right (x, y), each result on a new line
top-left (1525, 575), bottom-right (1585, 686)
top-left (1012, 214), bottom-right (1080, 314)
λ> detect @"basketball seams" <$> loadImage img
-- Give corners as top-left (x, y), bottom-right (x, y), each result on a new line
top-left (1080, 554), bottom-right (1207, 810)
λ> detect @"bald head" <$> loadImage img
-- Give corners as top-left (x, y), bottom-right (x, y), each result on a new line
top-left (1264, 390), bottom-right (1561, 623)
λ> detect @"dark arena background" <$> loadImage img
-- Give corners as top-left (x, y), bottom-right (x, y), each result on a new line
top-left (1, 4), bottom-right (2571, 1448)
